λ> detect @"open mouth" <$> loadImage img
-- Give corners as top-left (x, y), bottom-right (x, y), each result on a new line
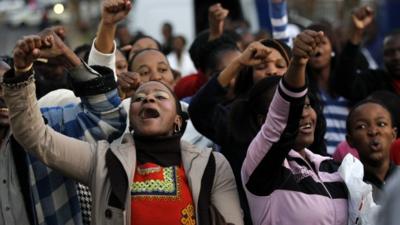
top-left (369, 139), bottom-right (381, 151)
top-left (0, 108), bottom-right (9, 117)
top-left (140, 108), bottom-right (160, 119)
top-left (299, 122), bottom-right (313, 133)
top-left (312, 51), bottom-right (322, 58)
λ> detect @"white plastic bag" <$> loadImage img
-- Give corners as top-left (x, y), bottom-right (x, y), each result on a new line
top-left (338, 154), bottom-right (380, 225)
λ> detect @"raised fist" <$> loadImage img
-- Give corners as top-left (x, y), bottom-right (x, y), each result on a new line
top-left (208, 3), bottom-right (229, 40)
top-left (13, 35), bottom-right (45, 70)
top-left (292, 30), bottom-right (325, 65)
top-left (352, 5), bottom-right (374, 31)
top-left (237, 42), bottom-right (272, 67)
top-left (102, 0), bottom-right (132, 25)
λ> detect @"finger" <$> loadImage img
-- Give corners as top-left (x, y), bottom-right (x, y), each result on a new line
top-left (215, 12), bottom-right (225, 20)
top-left (117, 77), bottom-right (131, 88)
top-left (124, 0), bottom-right (132, 11)
top-left (23, 37), bottom-right (36, 52)
top-left (292, 47), bottom-right (309, 59)
top-left (209, 3), bottom-right (221, 12)
top-left (32, 48), bottom-right (41, 59)
top-left (294, 38), bottom-right (314, 56)
top-left (297, 32), bottom-right (318, 49)
top-left (13, 48), bottom-right (26, 62)
top-left (34, 37), bottom-right (42, 49)
top-left (222, 9), bottom-right (229, 17)
top-left (315, 31), bottom-right (325, 46)
top-left (43, 35), bottom-right (53, 47)
top-left (253, 47), bottom-right (271, 60)
top-left (247, 58), bottom-right (264, 66)
top-left (120, 45), bottom-right (132, 52)
top-left (120, 74), bottom-right (136, 84)
top-left (18, 40), bottom-right (30, 53)
top-left (365, 5), bottom-right (373, 15)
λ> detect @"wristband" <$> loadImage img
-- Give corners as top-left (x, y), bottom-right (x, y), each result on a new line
top-left (14, 63), bottom-right (33, 73)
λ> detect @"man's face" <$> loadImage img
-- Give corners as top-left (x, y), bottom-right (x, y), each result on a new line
top-left (383, 34), bottom-right (400, 79)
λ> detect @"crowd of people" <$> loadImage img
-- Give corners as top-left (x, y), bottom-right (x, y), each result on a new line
top-left (1, 0), bottom-right (400, 225)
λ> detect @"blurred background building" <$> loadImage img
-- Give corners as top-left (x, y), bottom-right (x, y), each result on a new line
top-left (0, 0), bottom-right (399, 67)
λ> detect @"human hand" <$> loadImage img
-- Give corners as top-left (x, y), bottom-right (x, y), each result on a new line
top-left (13, 35), bottom-right (45, 71)
top-left (292, 30), bottom-right (324, 65)
top-left (352, 5), bottom-right (374, 31)
top-left (237, 42), bottom-right (272, 67)
top-left (208, 3), bottom-right (229, 41)
top-left (102, 0), bottom-right (132, 26)
top-left (117, 71), bottom-right (141, 99)
top-left (37, 29), bottom-right (81, 69)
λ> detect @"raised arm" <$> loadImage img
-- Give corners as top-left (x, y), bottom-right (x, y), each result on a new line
top-left (36, 29), bottom-right (127, 142)
top-left (241, 30), bottom-right (324, 192)
top-left (208, 3), bottom-right (229, 41)
top-left (88, 0), bottom-right (132, 74)
top-left (332, 5), bottom-right (378, 101)
top-left (5, 34), bottom-right (95, 185)
top-left (188, 42), bottom-right (272, 144)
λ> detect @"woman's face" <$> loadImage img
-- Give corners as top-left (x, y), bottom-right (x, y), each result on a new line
top-left (130, 50), bottom-right (175, 88)
top-left (347, 103), bottom-right (396, 166)
top-left (130, 81), bottom-right (181, 136)
top-left (252, 48), bottom-right (288, 83)
top-left (116, 50), bottom-right (128, 76)
top-left (294, 96), bottom-right (317, 150)
top-left (309, 36), bottom-right (332, 70)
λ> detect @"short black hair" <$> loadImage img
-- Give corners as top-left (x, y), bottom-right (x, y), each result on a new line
top-left (130, 34), bottom-right (162, 50)
top-left (128, 48), bottom-right (166, 71)
top-left (189, 30), bottom-right (241, 70)
top-left (198, 36), bottom-right (239, 74)
top-left (346, 98), bottom-right (395, 135)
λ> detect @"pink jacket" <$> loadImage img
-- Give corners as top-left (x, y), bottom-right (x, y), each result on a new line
top-left (241, 80), bottom-right (348, 225)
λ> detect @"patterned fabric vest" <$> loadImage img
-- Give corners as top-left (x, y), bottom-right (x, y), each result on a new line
top-left (131, 163), bottom-right (196, 225)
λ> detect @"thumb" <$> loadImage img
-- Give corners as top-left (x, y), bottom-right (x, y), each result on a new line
top-left (32, 48), bottom-right (41, 58)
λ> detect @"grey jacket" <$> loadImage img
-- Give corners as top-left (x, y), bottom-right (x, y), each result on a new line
top-left (3, 75), bottom-right (244, 225)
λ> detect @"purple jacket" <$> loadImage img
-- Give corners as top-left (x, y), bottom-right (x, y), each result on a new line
top-left (241, 80), bottom-right (348, 225)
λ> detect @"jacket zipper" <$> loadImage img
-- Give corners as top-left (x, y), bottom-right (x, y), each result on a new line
top-left (302, 158), bottom-right (337, 224)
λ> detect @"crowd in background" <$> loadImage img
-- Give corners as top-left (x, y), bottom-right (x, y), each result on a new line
top-left (1, 0), bottom-right (400, 225)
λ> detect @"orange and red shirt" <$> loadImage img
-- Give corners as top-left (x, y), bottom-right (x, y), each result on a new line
top-left (131, 162), bottom-right (196, 225)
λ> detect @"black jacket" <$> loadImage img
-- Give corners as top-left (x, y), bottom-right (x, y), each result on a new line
top-left (332, 42), bottom-right (396, 102)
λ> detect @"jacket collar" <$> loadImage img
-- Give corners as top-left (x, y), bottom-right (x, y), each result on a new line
top-left (288, 148), bottom-right (331, 171)
top-left (106, 133), bottom-right (136, 210)
top-left (106, 134), bottom-right (213, 212)
top-left (364, 163), bottom-right (398, 189)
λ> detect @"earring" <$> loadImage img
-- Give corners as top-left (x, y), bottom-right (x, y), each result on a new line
top-left (173, 124), bottom-right (181, 134)
top-left (331, 52), bottom-right (335, 57)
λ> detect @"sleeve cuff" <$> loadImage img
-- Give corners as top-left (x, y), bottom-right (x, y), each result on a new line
top-left (88, 38), bottom-right (117, 79)
top-left (278, 78), bottom-right (308, 101)
top-left (2, 68), bottom-right (34, 88)
top-left (69, 60), bottom-right (101, 82)
top-left (68, 64), bottom-right (117, 97)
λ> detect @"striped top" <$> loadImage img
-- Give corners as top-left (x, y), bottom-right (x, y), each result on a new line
top-left (319, 90), bottom-right (350, 155)
top-left (270, 0), bottom-right (290, 46)
top-left (241, 80), bottom-right (348, 225)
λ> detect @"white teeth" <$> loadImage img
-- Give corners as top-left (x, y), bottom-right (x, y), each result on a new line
top-left (300, 123), bottom-right (311, 129)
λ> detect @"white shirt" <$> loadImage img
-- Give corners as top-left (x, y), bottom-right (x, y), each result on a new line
top-left (167, 51), bottom-right (197, 77)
